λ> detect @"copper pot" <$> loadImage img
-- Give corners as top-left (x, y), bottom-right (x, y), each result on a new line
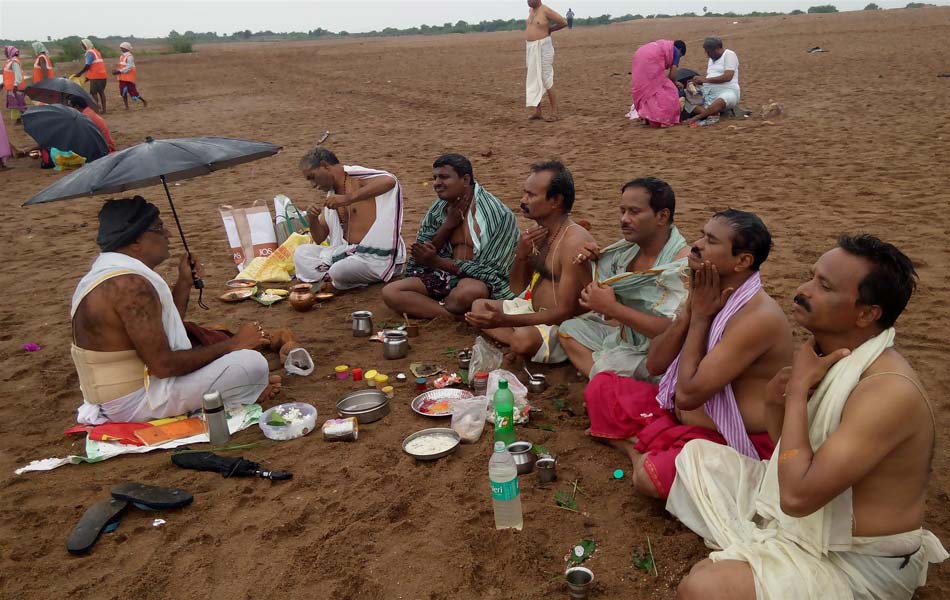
top-left (288, 283), bottom-right (316, 312)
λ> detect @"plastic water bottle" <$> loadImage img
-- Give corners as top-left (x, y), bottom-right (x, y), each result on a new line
top-left (489, 441), bottom-right (523, 530)
top-left (493, 379), bottom-right (516, 445)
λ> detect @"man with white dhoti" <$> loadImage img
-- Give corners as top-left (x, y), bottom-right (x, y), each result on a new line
top-left (525, 0), bottom-right (567, 121)
top-left (559, 177), bottom-right (689, 380)
top-left (71, 197), bottom-right (277, 424)
top-left (293, 147), bottom-right (405, 290)
top-left (670, 235), bottom-right (947, 600)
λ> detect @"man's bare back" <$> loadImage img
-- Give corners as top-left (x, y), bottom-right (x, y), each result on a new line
top-left (676, 290), bottom-right (794, 434)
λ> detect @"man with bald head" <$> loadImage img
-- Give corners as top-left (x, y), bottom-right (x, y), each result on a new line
top-left (685, 37), bottom-right (740, 125)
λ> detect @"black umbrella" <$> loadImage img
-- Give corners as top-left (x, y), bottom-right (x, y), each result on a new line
top-left (24, 77), bottom-right (99, 111)
top-left (22, 104), bottom-right (109, 163)
top-left (23, 136), bottom-right (283, 308)
top-left (172, 449), bottom-right (293, 480)
top-left (675, 68), bottom-right (700, 84)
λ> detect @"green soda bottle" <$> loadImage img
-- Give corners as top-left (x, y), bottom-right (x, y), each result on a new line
top-left (493, 379), bottom-right (516, 445)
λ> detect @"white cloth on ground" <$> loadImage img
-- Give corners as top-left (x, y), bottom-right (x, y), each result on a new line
top-left (501, 297), bottom-right (567, 364)
top-left (79, 349), bottom-right (268, 424)
top-left (525, 37), bottom-right (555, 107)
top-left (293, 165), bottom-right (406, 290)
top-left (667, 328), bottom-right (948, 599)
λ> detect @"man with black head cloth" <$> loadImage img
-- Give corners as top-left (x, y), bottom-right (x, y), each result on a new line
top-left (70, 196), bottom-right (279, 424)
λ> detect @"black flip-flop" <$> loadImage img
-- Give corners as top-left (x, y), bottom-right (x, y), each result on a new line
top-left (110, 482), bottom-right (193, 510)
top-left (66, 498), bottom-right (129, 555)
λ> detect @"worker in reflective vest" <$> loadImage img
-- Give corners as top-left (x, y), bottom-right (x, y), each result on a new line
top-left (31, 42), bottom-right (54, 83)
top-left (74, 39), bottom-right (107, 113)
top-left (112, 42), bottom-right (147, 110)
top-left (3, 46), bottom-right (29, 124)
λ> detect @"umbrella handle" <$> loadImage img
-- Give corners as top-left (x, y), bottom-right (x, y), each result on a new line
top-left (161, 174), bottom-right (208, 310)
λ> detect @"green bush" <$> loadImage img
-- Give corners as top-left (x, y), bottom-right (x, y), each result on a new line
top-left (807, 5), bottom-right (839, 12)
top-left (864, 2), bottom-right (881, 8)
top-left (168, 31), bottom-right (194, 53)
top-left (905, 2), bottom-right (930, 7)
top-left (791, 9), bottom-right (806, 14)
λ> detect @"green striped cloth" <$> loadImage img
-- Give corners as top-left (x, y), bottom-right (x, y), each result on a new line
top-left (406, 183), bottom-right (520, 300)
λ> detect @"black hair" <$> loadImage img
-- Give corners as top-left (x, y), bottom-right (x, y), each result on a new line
top-left (703, 36), bottom-right (723, 50)
top-left (673, 40), bottom-right (687, 56)
top-left (621, 177), bottom-right (676, 222)
top-left (836, 234), bottom-right (917, 329)
top-left (299, 147), bottom-right (340, 169)
top-left (432, 153), bottom-right (474, 184)
top-left (712, 209), bottom-right (772, 271)
top-left (67, 95), bottom-right (87, 110)
top-left (530, 160), bottom-right (576, 213)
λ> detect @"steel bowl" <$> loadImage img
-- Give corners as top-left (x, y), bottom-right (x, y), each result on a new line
top-left (402, 427), bottom-right (461, 461)
top-left (507, 441), bottom-right (537, 475)
top-left (527, 374), bottom-right (547, 394)
top-left (336, 389), bottom-right (391, 424)
top-left (410, 388), bottom-right (473, 417)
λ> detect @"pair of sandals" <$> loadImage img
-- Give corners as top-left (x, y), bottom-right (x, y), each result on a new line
top-left (66, 483), bottom-right (193, 555)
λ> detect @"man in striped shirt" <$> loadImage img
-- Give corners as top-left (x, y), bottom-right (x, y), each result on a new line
top-left (383, 154), bottom-right (519, 319)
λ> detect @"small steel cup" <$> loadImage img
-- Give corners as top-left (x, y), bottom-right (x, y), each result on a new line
top-left (536, 457), bottom-right (556, 484)
top-left (527, 374), bottom-right (547, 394)
top-left (565, 567), bottom-right (594, 599)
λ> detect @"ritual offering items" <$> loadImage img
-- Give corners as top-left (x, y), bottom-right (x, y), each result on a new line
top-left (506, 441), bottom-right (537, 475)
top-left (352, 311), bottom-right (374, 337)
top-left (365, 369), bottom-right (379, 387)
top-left (323, 417), bottom-right (359, 441)
top-left (565, 567), bottom-right (594, 599)
top-left (537, 457), bottom-right (557, 483)
top-left (226, 278), bottom-right (258, 289)
top-left (411, 388), bottom-right (473, 417)
top-left (527, 374), bottom-right (547, 394)
top-left (352, 367), bottom-right (364, 381)
top-left (374, 374), bottom-right (389, 387)
top-left (472, 372), bottom-right (489, 396)
top-left (402, 427), bottom-right (461, 460)
top-left (289, 283), bottom-right (316, 312)
top-left (336, 390), bottom-right (391, 424)
top-left (415, 377), bottom-right (427, 391)
top-left (381, 385), bottom-right (395, 399)
top-left (395, 373), bottom-right (408, 384)
top-left (432, 373), bottom-right (462, 388)
top-left (382, 330), bottom-right (410, 359)
top-left (218, 288), bottom-right (256, 303)
top-left (259, 403), bottom-right (318, 441)
top-left (335, 365), bottom-right (349, 380)
top-left (409, 362), bottom-right (443, 378)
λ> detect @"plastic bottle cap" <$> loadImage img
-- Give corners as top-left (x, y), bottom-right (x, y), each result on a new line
top-left (416, 377), bottom-right (426, 384)
top-left (381, 385), bottom-right (394, 394)
top-left (374, 374), bottom-right (389, 384)
top-left (613, 469), bottom-right (625, 480)
top-left (494, 441), bottom-right (506, 452)
top-left (474, 372), bottom-right (489, 380)
top-left (365, 369), bottom-right (378, 380)
top-left (498, 379), bottom-right (509, 389)
top-left (335, 365), bottom-right (348, 373)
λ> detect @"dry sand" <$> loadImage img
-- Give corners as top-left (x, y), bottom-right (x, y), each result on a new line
top-left (2, 7), bottom-right (950, 599)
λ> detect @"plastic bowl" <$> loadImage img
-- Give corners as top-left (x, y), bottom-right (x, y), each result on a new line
top-left (259, 402), bottom-right (318, 441)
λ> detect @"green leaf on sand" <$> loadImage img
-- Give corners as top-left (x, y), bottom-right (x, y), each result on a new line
top-left (568, 539), bottom-right (596, 566)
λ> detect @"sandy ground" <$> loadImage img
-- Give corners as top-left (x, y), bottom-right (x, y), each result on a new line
top-left (1, 7), bottom-right (950, 599)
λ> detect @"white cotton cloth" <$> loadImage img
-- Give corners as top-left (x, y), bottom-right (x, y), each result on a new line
top-left (525, 37), bottom-right (555, 107)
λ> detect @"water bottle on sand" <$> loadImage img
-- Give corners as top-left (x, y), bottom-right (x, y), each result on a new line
top-left (489, 441), bottom-right (523, 530)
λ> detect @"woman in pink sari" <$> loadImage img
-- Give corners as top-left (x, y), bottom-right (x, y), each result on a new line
top-left (630, 40), bottom-right (686, 127)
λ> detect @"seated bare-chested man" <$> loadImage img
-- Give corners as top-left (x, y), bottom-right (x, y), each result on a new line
top-left (584, 209), bottom-right (793, 498)
top-left (71, 196), bottom-right (278, 424)
top-left (293, 147), bottom-right (405, 291)
top-left (465, 160), bottom-right (593, 364)
top-left (382, 154), bottom-right (519, 319)
top-left (670, 234), bottom-right (947, 600)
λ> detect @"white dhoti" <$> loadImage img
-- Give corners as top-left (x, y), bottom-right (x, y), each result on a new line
top-left (526, 37), bottom-right (555, 107)
top-left (293, 165), bottom-right (405, 290)
top-left (78, 350), bottom-right (269, 425)
top-left (666, 329), bottom-right (948, 600)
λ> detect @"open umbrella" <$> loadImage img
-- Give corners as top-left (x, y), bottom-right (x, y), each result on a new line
top-left (22, 104), bottom-right (109, 162)
top-left (24, 76), bottom-right (99, 111)
top-left (23, 136), bottom-right (283, 308)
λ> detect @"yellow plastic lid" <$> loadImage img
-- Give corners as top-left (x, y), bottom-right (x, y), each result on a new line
top-left (365, 369), bottom-right (378, 380)
top-left (374, 374), bottom-right (389, 384)
top-left (335, 365), bottom-right (349, 373)
top-left (381, 385), bottom-right (394, 395)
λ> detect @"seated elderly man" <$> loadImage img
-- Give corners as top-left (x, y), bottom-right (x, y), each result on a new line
top-left (559, 177), bottom-right (689, 380)
top-left (293, 147), bottom-right (405, 291)
top-left (671, 235), bottom-right (948, 600)
top-left (71, 197), bottom-right (277, 424)
top-left (382, 153), bottom-right (519, 319)
top-left (684, 36), bottom-right (740, 125)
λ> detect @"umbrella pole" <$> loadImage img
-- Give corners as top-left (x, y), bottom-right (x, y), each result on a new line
top-left (160, 175), bottom-right (208, 310)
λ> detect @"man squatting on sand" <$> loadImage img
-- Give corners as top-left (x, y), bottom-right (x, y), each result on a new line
top-left (71, 197), bottom-right (279, 425)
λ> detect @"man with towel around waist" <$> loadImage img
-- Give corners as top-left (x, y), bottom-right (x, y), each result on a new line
top-left (71, 197), bottom-right (277, 424)
top-left (382, 153), bottom-right (520, 319)
top-left (670, 235), bottom-right (947, 600)
top-left (293, 147), bottom-right (405, 291)
top-left (559, 177), bottom-right (690, 381)
top-left (584, 209), bottom-right (793, 498)
top-left (465, 161), bottom-right (593, 364)
top-left (525, 0), bottom-right (568, 121)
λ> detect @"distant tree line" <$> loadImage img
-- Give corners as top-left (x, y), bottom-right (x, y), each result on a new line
top-left (2, 4), bottom-right (940, 55)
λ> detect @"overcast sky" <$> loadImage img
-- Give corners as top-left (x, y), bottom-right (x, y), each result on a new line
top-left (1, 0), bottom-right (942, 40)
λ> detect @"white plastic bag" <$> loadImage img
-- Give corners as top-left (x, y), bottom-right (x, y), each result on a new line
top-left (469, 336), bottom-right (503, 376)
top-left (451, 395), bottom-right (489, 443)
top-left (284, 347), bottom-right (314, 376)
top-left (486, 369), bottom-right (530, 425)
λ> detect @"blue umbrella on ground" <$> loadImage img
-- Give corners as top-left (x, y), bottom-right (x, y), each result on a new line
top-left (22, 104), bottom-right (109, 162)
top-left (23, 136), bottom-right (283, 308)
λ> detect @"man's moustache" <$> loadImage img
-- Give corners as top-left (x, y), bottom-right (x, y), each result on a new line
top-left (793, 294), bottom-right (811, 312)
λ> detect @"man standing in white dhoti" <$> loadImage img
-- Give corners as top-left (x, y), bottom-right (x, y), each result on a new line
top-left (525, 0), bottom-right (567, 121)
top-left (293, 147), bottom-right (405, 290)
top-left (670, 235), bottom-right (947, 600)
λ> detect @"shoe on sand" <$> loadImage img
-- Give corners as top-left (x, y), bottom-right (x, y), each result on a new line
top-left (110, 482), bottom-right (193, 510)
top-left (66, 498), bottom-right (129, 555)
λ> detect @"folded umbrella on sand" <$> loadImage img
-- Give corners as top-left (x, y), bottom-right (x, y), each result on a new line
top-left (172, 448), bottom-right (293, 480)
top-left (23, 136), bottom-right (282, 308)
top-left (24, 76), bottom-right (99, 111)
top-left (22, 104), bottom-right (109, 162)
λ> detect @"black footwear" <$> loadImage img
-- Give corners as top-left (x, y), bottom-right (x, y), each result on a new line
top-left (66, 498), bottom-right (129, 555)
top-left (110, 482), bottom-right (193, 510)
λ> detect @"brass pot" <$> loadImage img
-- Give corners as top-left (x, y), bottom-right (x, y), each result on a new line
top-left (288, 283), bottom-right (316, 312)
